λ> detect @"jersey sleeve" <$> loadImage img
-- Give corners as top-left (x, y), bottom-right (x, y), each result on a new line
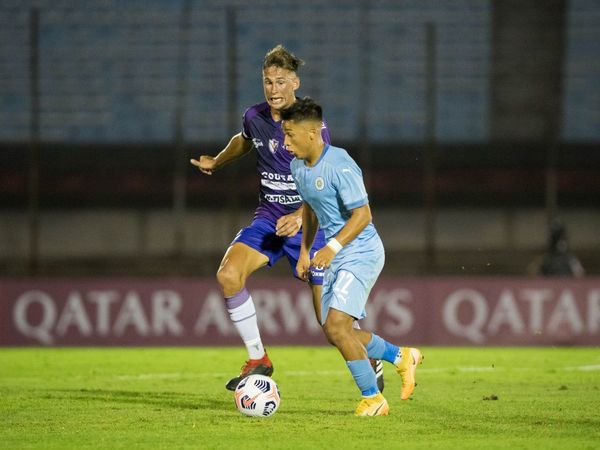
top-left (333, 161), bottom-right (369, 210)
top-left (289, 160), bottom-right (303, 197)
top-left (241, 108), bottom-right (252, 140)
top-left (321, 118), bottom-right (331, 144)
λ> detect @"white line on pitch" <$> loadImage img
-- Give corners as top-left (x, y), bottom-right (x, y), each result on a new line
top-left (115, 373), bottom-right (186, 380)
top-left (564, 364), bottom-right (600, 371)
top-left (113, 364), bottom-right (600, 381)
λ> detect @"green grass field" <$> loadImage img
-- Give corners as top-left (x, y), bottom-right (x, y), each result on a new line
top-left (1, 347), bottom-right (600, 449)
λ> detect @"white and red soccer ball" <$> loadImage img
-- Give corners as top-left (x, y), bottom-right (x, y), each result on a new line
top-left (234, 374), bottom-right (280, 417)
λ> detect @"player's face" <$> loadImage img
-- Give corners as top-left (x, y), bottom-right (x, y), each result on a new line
top-left (282, 120), bottom-right (315, 160)
top-left (263, 66), bottom-right (300, 112)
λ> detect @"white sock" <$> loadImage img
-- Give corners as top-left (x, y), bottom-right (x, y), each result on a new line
top-left (227, 295), bottom-right (265, 360)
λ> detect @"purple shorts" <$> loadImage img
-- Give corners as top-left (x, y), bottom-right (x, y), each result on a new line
top-left (232, 218), bottom-right (326, 285)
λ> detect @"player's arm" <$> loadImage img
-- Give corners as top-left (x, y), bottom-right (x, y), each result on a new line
top-left (296, 202), bottom-right (319, 281)
top-left (190, 133), bottom-right (253, 175)
top-left (310, 204), bottom-right (371, 270)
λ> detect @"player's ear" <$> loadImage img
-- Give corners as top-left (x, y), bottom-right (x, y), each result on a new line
top-left (292, 75), bottom-right (300, 91)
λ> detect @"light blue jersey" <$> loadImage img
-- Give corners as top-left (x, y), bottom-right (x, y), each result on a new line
top-left (291, 144), bottom-right (385, 324)
top-left (290, 144), bottom-right (376, 242)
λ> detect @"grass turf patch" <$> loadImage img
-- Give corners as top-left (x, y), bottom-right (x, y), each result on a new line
top-left (1, 347), bottom-right (599, 449)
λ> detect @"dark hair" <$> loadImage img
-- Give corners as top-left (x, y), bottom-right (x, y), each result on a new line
top-left (280, 97), bottom-right (323, 122)
top-left (263, 44), bottom-right (304, 72)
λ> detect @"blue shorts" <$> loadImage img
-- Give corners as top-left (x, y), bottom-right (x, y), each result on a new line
top-left (232, 218), bottom-right (326, 285)
top-left (320, 234), bottom-right (385, 324)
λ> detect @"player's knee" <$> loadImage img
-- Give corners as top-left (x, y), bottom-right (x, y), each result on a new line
top-left (323, 320), bottom-right (348, 346)
top-left (216, 265), bottom-right (244, 293)
top-left (322, 327), bottom-right (336, 346)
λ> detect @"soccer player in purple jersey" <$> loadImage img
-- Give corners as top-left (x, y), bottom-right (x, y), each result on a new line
top-left (190, 45), bottom-right (383, 391)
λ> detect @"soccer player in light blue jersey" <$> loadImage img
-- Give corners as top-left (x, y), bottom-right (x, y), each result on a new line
top-left (190, 46), bottom-right (383, 392)
top-left (283, 97), bottom-right (424, 416)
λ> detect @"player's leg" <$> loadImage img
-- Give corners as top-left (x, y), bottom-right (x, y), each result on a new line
top-left (322, 308), bottom-right (366, 359)
top-left (345, 308), bottom-right (423, 400)
top-left (353, 236), bottom-right (424, 400)
top-left (310, 274), bottom-right (385, 392)
top-left (309, 282), bottom-right (322, 325)
top-left (362, 333), bottom-right (424, 400)
top-left (217, 241), bottom-right (274, 390)
top-left (285, 230), bottom-right (385, 390)
top-left (323, 308), bottom-right (389, 416)
top-left (326, 320), bottom-right (420, 401)
top-left (320, 265), bottom-right (389, 416)
top-left (217, 241), bottom-right (268, 297)
top-left (309, 274), bottom-right (384, 391)
top-left (351, 322), bottom-right (385, 392)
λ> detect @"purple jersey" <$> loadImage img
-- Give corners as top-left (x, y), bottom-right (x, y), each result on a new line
top-left (242, 101), bottom-right (331, 223)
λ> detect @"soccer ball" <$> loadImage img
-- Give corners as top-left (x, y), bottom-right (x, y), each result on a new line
top-left (234, 374), bottom-right (280, 417)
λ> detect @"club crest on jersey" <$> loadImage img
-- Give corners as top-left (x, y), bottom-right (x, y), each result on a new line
top-left (315, 177), bottom-right (325, 190)
top-left (268, 139), bottom-right (279, 154)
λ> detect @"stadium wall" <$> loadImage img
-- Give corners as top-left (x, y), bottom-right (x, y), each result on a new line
top-left (2, 277), bottom-right (599, 347)
top-left (2, 208), bottom-right (600, 258)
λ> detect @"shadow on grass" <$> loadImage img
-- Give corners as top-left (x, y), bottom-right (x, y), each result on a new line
top-left (43, 388), bottom-right (231, 411)
top-left (40, 388), bottom-right (352, 416)
top-left (282, 408), bottom-right (348, 417)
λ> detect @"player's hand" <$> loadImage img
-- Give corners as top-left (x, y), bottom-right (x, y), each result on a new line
top-left (275, 213), bottom-right (302, 237)
top-left (190, 155), bottom-right (217, 175)
top-left (296, 253), bottom-right (311, 282)
top-left (310, 246), bottom-right (336, 271)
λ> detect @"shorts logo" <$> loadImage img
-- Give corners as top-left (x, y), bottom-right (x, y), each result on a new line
top-left (315, 177), bottom-right (325, 190)
top-left (268, 139), bottom-right (279, 154)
